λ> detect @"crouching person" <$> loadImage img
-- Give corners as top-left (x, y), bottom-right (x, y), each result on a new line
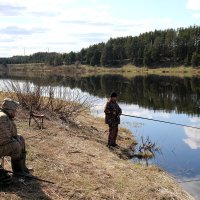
top-left (0, 98), bottom-right (30, 176)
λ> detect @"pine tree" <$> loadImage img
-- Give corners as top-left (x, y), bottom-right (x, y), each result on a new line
top-left (191, 52), bottom-right (200, 67)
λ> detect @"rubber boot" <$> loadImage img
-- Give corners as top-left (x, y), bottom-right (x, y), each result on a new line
top-left (11, 159), bottom-right (29, 176)
top-left (22, 152), bottom-right (33, 173)
top-left (107, 138), bottom-right (112, 147)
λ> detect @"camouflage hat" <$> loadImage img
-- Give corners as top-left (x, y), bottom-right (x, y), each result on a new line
top-left (2, 98), bottom-right (19, 111)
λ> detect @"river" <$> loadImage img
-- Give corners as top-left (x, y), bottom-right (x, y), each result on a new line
top-left (0, 72), bottom-right (200, 198)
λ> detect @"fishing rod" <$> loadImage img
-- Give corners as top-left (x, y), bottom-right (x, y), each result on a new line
top-left (5, 170), bottom-right (55, 184)
top-left (121, 114), bottom-right (200, 130)
top-left (178, 179), bottom-right (200, 183)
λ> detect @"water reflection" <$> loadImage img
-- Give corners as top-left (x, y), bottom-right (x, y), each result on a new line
top-left (180, 176), bottom-right (200, 199)
top-left (184, 127), bottom-right (200, 149)
top-left (1, 72), bottom-right (200, 116)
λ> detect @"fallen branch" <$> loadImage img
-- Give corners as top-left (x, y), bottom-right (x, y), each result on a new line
top-left (5, 170), bottom-right (55, 184)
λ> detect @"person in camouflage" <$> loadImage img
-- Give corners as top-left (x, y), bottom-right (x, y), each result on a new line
top-left (104, 92), bottom-right (122, 147)
top-left (0, 98), bottom-right (30, 179)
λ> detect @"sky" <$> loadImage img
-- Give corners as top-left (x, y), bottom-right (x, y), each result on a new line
top-left (0, 0), bottom-right (200, 57)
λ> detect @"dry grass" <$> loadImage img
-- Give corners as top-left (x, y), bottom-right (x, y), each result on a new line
top-left (120, 65), bottom-right (200, 78)
top-left (5, 63), bottom-right (200, 78)
top-left (3, 81), bottom-right (93, 124)
top-left (65, 64), bottom-right (200, 78)
top-left (0, 92), bottom-right (193, 200)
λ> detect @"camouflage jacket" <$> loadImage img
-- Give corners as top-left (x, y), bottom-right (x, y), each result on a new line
top-left (104, 100), bottom-right (122, 126)
top-left (0, 110), bottom-right (17, 146)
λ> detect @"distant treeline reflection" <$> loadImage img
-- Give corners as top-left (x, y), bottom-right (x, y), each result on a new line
top-left (1, 73), bottom-right (200, 116)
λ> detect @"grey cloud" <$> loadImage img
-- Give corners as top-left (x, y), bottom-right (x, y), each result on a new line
top-left (0, 26), bottom-right (48, 36)
top-left (62, 20), bottom-right (144, 29)
top-left (0, 45), bottom-right (18, 49)
top-left (0, 4), bottom-right (25, 16)
top-left (0, 27), bottom-right (32, 35)
top-left (0, 38), bottom-right (17, 43)
top-left (62, 20), bottom-right (112, 26)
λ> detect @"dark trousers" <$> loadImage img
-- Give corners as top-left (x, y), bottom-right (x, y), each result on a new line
top-left (108, 125), bottom-right (118, 146)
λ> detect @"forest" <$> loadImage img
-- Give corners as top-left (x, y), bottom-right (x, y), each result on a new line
top-left (1, 25), bottom-right (200, 68)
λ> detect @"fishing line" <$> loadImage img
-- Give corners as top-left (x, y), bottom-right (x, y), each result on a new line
top-left (178, 179), bottom-right (200, 183)
top-left (121, 114), bottom-right (200, 130)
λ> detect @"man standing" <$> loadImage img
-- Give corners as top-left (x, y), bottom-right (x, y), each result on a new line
top-left (104, 92), bottom-right (122, 147)
top-left (0, 98), bottom-right (30, 178)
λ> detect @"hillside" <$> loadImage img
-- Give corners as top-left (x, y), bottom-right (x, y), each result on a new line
top-left (0, 92), bottom-right (193, 200)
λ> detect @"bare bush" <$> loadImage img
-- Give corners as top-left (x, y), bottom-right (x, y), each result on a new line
top-left (134, 136), bottom-right (161, 167)
top-left (3, 80), bottom-right (93, 122)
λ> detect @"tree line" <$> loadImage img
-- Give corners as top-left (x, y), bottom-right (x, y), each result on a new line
top-left (1, 25), bottom-right (200, 68)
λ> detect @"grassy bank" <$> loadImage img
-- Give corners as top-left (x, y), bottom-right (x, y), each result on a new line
top-left (119, 65), bottom-right (200, 78)
top-left (3, 63), bottom-right (200, 78)
top-left (0, 92), bottom-right (193, 200)
top-left (79, 64), bottom-right (200, 78)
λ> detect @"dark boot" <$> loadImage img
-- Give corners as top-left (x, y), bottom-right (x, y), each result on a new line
top-left (11, 159), bottom-right (30, 177)
top-left (107, 138), bottom-right (111, 146)
top-left (11, 159), bottom-right (24, 173)
top-left (21, 152), bottom-right (32, 173)
top-left (109, 141), bottom-right (117, 147)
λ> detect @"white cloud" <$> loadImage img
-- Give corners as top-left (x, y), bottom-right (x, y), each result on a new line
top-left (183, 127), bottom-right (200, 149)
top-left (0, 0), bottom-right (174, 57)
top-left (192, 13), bottom-right (200, 18)
top-left (187, 0), bottom-right (200, 10)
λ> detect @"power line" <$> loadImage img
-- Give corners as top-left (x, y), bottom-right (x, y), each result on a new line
top-left (121, 114), bottom-right (200, 130)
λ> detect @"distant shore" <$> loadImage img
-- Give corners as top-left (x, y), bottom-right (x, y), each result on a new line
top-left (1, 63), bottom-right (200, 78)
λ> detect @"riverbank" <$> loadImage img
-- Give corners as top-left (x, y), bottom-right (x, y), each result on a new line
top-left (1, 63), bottom-right (200, 78)
top-left (118, 65), bottom-right (200, 78)
top-left (80, 64), bottom-right (200, 78)
top-left (0, 92), bottom-right (193, 199)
